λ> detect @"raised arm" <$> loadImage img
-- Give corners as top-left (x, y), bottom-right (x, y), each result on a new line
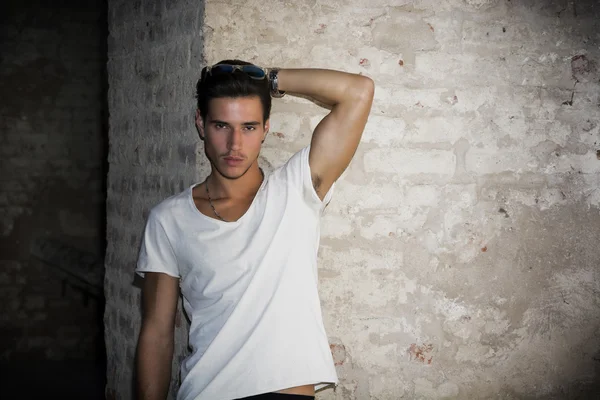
top-left (276, 69), bottom-right (374, 200)
top-left (136, 272), bottom-right (180, 400)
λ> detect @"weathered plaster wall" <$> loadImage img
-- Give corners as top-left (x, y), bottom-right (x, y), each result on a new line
top-left (202, 1), bottom-right (600, 398)
top-left (105, 0), bottom-right (600, 398)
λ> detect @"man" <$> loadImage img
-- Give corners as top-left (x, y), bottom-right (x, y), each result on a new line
top-left (134, 60), bottom-right (374, 400)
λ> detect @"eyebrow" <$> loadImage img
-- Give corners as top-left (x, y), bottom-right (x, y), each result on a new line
top-left (209, 120), bottom-right (261, 126)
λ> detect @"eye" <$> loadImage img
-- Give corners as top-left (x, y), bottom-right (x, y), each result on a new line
top-left (214, 123), bottom-right (226, 129)
top-left (244, 126), bottom-right (256, 131)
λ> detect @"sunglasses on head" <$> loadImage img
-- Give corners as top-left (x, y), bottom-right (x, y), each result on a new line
top-left (201, 64), bottom-right (267, 81)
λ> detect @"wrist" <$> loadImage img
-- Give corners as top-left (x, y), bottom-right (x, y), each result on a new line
top-left (268, 68), bottom-right (286, 98)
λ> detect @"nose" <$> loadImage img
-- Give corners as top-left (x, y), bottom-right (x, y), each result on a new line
top-left (228, 127), bottom-right (242, 150)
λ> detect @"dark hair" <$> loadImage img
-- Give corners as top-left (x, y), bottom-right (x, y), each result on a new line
top-left (195, 59), bottom-right (272, 123)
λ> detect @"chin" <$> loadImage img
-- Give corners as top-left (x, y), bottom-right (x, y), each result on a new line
top-left (216, 163), bottom-right (251, 180)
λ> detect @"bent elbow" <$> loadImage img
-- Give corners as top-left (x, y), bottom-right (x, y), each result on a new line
top-left (354, 75), bottom-right (375, 103)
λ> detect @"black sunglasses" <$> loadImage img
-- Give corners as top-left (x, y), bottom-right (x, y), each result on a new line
top-left (201, 64), bottom-right (267, 81)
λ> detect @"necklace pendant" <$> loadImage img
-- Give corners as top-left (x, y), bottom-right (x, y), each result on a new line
top-left (204, 169), bottom-right (265, 223)
top-left (205, 181), bottom-right (227, 222)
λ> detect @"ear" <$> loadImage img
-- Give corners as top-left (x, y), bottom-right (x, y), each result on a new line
top-left (195, 109), bottom-right (205, 141)
top-left (262, 119), bottom-right (270, 143)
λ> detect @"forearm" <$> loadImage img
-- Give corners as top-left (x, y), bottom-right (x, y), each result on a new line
top-left (276, 68), bottom-right (373, 107)
top-left (136, 329), bottom-right (174, 400)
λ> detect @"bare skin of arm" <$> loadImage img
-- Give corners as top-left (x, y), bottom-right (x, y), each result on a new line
top-left (136, 272), bottom-right (180, 400)
top-left (276, 69), bottom-right (375, 200)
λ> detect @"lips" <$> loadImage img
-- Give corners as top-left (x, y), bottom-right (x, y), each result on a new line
top-left (224, 156), bottom-right (244, 167)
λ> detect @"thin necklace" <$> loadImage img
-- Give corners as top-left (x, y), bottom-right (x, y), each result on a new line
top-left (205, 169), bottom-right (264, 222)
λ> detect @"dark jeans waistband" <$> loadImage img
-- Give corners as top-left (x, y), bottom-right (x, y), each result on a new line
top-left (236, 393), bottom-right (314, 400)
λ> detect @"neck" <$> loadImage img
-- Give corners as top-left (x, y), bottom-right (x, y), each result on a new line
top-left (208, 161), bottom-right (263, 199)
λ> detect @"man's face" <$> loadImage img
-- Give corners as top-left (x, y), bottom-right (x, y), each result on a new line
top-left (196, 96), bottom-right (269, 180)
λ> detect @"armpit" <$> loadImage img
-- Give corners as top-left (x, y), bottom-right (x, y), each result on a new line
top-left (311, 172), bottom-right (323, 195)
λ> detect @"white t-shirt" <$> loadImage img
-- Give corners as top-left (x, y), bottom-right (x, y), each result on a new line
top-left (136, 146), bottom-right (339, 400)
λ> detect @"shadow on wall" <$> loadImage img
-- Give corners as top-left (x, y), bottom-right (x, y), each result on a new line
top-left (0, 0), bottom-right (109, 397)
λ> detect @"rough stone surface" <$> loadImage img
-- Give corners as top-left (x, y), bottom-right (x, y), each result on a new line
top-left (105, 0), bottom-right (600, 399)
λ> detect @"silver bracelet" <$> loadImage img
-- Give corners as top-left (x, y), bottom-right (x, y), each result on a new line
top-left (268, 68), bottom-right (286, 98)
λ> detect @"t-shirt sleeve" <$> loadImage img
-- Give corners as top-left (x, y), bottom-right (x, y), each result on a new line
top-left (135, 210), bottom-right (180, 278)
top-left (281, 145), bottom-right (335, 212)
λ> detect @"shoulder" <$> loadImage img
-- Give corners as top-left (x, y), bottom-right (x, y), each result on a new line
top-left (270, 145), bottom-right (310, 179)
top-left (266, 145), bottom-right (333, 209)
top-left (146, 185), bottom-right (194, 224)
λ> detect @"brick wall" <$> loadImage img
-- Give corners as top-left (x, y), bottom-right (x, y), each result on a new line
top-left (103, 0), bottom-right (204, 398)
top-left (105, 0), bottom-right (600, 399)
top-left (0, 0), bottom-right (107, 364)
